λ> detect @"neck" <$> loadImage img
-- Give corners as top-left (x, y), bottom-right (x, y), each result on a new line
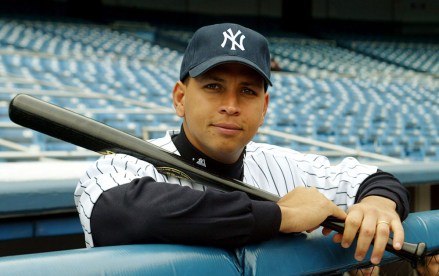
top-left (172, 126), bottom-right (245, 181)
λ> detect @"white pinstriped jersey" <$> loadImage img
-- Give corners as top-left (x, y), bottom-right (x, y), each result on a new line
top-left (75, 130), bottom-right (377, 248)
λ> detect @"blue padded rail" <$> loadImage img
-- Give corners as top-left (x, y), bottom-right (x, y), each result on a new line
top-left (239, 210), bottom-right (439, 275)
top-left (0, 210), bottom-right (437, 276)
top-left (0, 244), bottom-right (240, 276)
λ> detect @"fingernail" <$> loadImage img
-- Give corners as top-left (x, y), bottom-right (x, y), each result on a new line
top-left (355, 254), bottom-right (364, 261)
top-left (342, 242), bottom-right (349, 248)
top-left (395, 242), bottom-right (402, 250)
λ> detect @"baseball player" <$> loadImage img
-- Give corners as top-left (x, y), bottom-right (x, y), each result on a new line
top-left (75, 23), bottom-right (409, 266)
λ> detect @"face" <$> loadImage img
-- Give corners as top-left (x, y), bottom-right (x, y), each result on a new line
top-left (173, 63), bottom-right (269, 164)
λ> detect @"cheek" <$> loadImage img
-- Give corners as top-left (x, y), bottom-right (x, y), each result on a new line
top-left (256, 103), bottom-right (267, 126)
top-left (184, 98), bottom-right (206, 125)
top-left (246, 111), bottom-right (264, 131)
top-left (178, 93), bottom-right (196, 118)
top-left (258, 111), bottom-right (265, 126)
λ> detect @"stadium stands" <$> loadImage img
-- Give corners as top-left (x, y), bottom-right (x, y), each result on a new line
top-left (0, 18), bottom-right (438, 162)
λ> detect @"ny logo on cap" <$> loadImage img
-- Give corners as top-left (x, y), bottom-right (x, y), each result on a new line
top-left (221, 28), bottom-right (245, 51)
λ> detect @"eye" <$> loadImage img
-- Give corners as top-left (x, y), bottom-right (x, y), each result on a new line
top-left (241, 87), bottom-right (257, 96)
top-left (205, 83), bottom-right (221, 90)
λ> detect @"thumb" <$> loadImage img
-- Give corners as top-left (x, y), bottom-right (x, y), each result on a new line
top-left (331, 205), bottom-right (348, 221)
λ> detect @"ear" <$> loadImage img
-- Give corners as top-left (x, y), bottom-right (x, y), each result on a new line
top-left (259, 93), bottom-right (270, 126)
top-left (173, 81), bottom-right (186, 117)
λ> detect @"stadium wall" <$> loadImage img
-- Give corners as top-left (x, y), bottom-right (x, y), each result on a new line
top-left (2, 0), bottom-right (438, 34)
top-left (103, 0), bottom-right (439, 23)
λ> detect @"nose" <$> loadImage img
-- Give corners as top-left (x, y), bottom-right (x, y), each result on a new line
top-left (219, 90), bottom-right (240, 115)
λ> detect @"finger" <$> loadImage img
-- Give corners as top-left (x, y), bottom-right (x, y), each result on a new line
top-left (332, 232), bottom-right (343, 243)
top-left (370, 221), bottom-right (391, 264)
top-left (342, 212), bottom-right (363, 249)
top-left (390, 219), bottom-right (404, 250)
top-left (354, 215), bottom-right (377, 261)
top-left (322, 227), bottom-right (333, 236)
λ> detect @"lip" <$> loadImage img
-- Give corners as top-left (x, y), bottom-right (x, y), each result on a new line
top-left (212, 123), bottom-right (243, 135)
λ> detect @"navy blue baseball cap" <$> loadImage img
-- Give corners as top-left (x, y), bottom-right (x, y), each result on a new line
top-left (180, 23), bottom-right (272, 89)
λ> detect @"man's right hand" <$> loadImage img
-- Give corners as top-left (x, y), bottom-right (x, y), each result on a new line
top-left (277, 186), bottom-right (347, 233)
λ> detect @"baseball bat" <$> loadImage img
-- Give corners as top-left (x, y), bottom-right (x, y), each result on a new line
top-left (8, 94), bottom-right (426, 266)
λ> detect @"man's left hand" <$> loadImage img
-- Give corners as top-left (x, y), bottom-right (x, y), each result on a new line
top-left (327, 196), bottom-right (404, 265)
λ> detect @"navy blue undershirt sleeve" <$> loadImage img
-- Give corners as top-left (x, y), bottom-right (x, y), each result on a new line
top-left (90, 176), bottom-right (281, 248)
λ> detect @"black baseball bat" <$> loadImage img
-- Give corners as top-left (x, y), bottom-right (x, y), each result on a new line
top-left (8, 94), bottom-right (426, 266)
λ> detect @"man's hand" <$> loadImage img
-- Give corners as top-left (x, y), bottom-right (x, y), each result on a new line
top-left (329, 195), bottom-right (404, 265)
top-left (277, 187), bottom-right (347, 233)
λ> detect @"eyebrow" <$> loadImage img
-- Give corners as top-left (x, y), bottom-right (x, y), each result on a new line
top-left (197, 74), bottom-right (224, 83)
top-left (197, 73), bottom-right (261, 87)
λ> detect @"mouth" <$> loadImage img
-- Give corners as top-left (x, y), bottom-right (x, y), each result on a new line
top-left (211, 123), bottom-right (243, 135)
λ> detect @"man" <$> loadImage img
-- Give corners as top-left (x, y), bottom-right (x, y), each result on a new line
top-left (75, 23), bottom-right (409, 266)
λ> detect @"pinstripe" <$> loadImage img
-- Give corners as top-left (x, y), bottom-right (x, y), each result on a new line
top-left (332, 171), bottom-right (372, 181)
top-left (243, 162), bottom-right (261, 189)
top-left (79, 208), bottom-right (90, 221)
top-left (83, 191), bottom-right (95, 204)
top-left (336, 191), bottom-right (356, 199)
top-left (264, 152), bottom-right (286, 195)
top-left (300, 176), bottom-right (308, 187)
top-left (94, 177), bottom-right (104, 192)
top-left (109, 173), bottom-right (121, 185)
top-left (95, 162), bottom-right (103, 174)
top-left (301, 170), bottom-right (332, 179)
top-left (249, 154), bottom-right (272, 189)
top-left (284, 157), bottom-right (296, 189)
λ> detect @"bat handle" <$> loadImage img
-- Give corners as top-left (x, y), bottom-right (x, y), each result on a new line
top-left (321, 217), bottom-right (426, 268)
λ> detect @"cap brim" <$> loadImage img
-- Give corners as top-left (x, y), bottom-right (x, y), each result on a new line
top-left (188, 56), bottom-right (272, 86)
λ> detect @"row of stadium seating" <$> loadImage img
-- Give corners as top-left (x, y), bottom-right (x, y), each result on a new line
top-left (270, 39), bottom-right (416, 79)
top-left (321, 32), bottom-right (439, 75)
top-left (0, 18), bottom-right (438, 162)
